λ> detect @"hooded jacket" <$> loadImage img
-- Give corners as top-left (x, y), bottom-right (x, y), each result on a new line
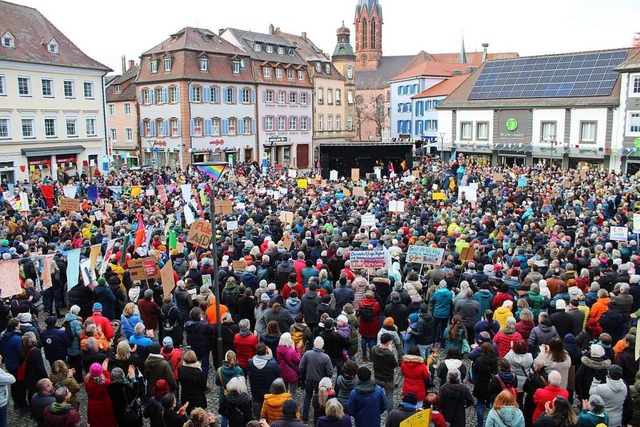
top-left (504, 350), bottom-right (533, 393)
top-left (484, 406), bottom-right (525, 427)
top-left (42, 403), bottom-right (81, 427)
top-left (400, 354), bottom-right (429, 401)
top-left (276, 345), bottom-right (302, 383)
top-left (347, 381), bottom-right (387, 427)
top-left (336, 374), bottom-right (358, 409)
top-left (0, 329), bottom-right (22, 371)
top-left (473, 290), bottom-right (494, 321)
top-left (493, 329), bottom-right (522, 358)
top-left (575, 355), bottom-right (610, 399)
top-left (527, 323), bottom-right (558, 356)
top-left (590, 377), bottom-right (628, 427)
top-left (247, 355), bottom-right (281, 401)
top-left (430, 287), bottom-right (453, 319)
top-left (439, 382), bottom-right (474, 427)
top-left (261, 392), bottom-right (292, 424)
top-left (144, 353), bottom-right (177, 391)
top-left (412, 311), bottom-right (434, 346)
top-left (233, 331), bottom-right (258, 370)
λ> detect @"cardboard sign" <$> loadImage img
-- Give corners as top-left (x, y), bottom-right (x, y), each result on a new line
top-left (406, 245), bottom-right (444, 265)
top-left (460, 246), bottom-right (476, 261)
top-left (280, 211), bottom-right (293, 225)
top-left (279, 235), bottom-right (292, 250)
top-left (226, 220), bottom-right (238, 231)
top-left (361, 213), bottom-right (376, 227)
top-left (157, 185), bottom-right (168, 203)
top-left (187, 219), bottom-right (212, 247)
top-left (610, 226), bottom-right (629, 242)
top-left (350, 249), bottom-right (386, 269)
top-left (330, 170), bottom-right (338, 181)
top-left (214, 200), bottom-right (233, 215)
top-left (128, 257), bottom-right (160, 281)
top-left (399, 409), bottom-right (431, 427)
top-left (353, 186), bottom-right (365, 197)
top-left (232, 259), bottom-right (246, 271)
top-left (297, 179), bottom-right (308, 189)
top-left (389, 200), bottom-right (405, 213)
top-left (160, 259), bottom-right (175, 296)
top-left (492, 188), bottom-right (500, 196)
top-left (351, 168), bottom-right (360, 182)
top-left (59, 197), bottom-right (80, 212)
top-left (105, 202), bottom-right (113, 212)
top-left (493, 173), bottom-right (504, 182)
top-left (94, 211), bottom-right (104, 221)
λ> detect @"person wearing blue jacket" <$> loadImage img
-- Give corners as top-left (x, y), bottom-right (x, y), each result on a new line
top-left (248, 342), bottom-right (281, 419)
top-left (39, 316), bottom-right (70, 367)
top-left (430, 281), bottom-right (453, 347)
top-left (347, 367), bottom-right (387, 427)
top-left (0, 319), bottom-right (23, 410)
top-left (120, 302), bottom-right (143, 340)
top-left (64, 306), bottom-right (83, 383)
top-left (93, 277), bottom-right (117, 320)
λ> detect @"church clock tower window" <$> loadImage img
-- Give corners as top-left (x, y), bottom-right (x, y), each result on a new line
top-left (362, 19), bottom-right (368, 49)
top-left (371, 20), bottom-right (376, 49)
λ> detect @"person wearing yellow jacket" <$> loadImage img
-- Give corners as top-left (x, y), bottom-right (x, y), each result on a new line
top-left (261, 379), bottom-right (295, 424)
top-left (494, 300), bottom-right (514, 330)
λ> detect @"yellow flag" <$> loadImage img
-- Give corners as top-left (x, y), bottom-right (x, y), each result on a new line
top-left (297, 179), bottom-right (307, 189)
top-left (131, 185), bottom-right (142, 197)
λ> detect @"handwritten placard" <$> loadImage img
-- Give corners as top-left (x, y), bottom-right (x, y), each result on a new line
top-left (59, 197), bottom-right (80, 212)
top-left (187, 219), bottom-right (212, 247)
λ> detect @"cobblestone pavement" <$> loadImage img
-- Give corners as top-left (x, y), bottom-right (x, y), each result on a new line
top-left (7, 315), bottom-right (481, 426)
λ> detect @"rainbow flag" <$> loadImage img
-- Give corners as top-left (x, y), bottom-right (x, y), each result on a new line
top-left (197, 164), bottom-right (228, 181)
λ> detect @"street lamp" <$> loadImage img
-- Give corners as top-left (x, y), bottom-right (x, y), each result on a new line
top-left (194, 161), bottom-right (229, 368)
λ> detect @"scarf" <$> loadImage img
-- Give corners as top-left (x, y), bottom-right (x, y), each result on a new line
top-left (502, 327), bottom-right (516, 334)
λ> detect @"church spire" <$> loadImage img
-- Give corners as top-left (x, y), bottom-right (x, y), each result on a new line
top-left (354, 0), bottom-right (383, 70)
top-left (460, 35), bottom-right (467, 64)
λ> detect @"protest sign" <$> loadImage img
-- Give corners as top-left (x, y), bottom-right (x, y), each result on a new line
top-left (361, 213), bottom-right (376, 227)
top-left (226, 220), bottom-right (239, 231)
top-left (330, 170), bottom-right (338, 181)
top-left (389, 200), bottom-right (405, 213)
top-left (432, 191), bottom-right (446, 201)
top-left (634, 214), bottom-right (640, 234)
top-left (399, 409), bottom-right (431, 427)
top-left (298, 179), bottom-right (308, 189)
top-left (41, 255), bottom-right (53, 291)
top-left (80, 259), bottom-right (96, 287)
top-left (280, 211), bottom-right (293, 225)
top-left (493, 173), bottom-right (504, 182)
top-left (353, 186), bottom-right (365, 197)
top-left (59, 197), bottom-right (80, 212)
top-left (406, 245), bottom-right (444, 265)
top-left (517, 177), bottom-right (527, 187)
top-left (202, 274), bottom-right (212, 288)
top-left (349, 249), bottom-right (386, 269)
top-left (460, 246), bottom-right (475, 261)
top-left (128, 257), bottom-right (160, 281)
top-left (161, 260), bottom-right (175, 296)
top-left (187, 219), bottom-right (212, 247)
top-left (105, 202), bottom-right (113, 212)
top-left (610, 226), bottom-right (628, 241)
top-left (19, 192), bottom-right (29, 212)
top-left (0, 259), bottom-right (21, 297)
top-left (214, 200), bottom-right (233, 215)
top-left (351, 168), bottom-right (360, 181)
top-left (458, 186), bottom-right (477, 202)
top-left (232, 259), bottom-right (246, 271)
top-left (157, 185), bottom-right (168, 203)
top-left (288, 169), bottom-right (297, 179)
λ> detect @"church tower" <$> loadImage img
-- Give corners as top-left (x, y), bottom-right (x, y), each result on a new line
top-left (354, 0), bottom-right (383, 70)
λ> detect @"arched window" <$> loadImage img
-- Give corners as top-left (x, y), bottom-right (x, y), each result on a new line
top-left (371, 20), bottom-right (376, 49)
top-left (362, 19), bottom-right (368, 49)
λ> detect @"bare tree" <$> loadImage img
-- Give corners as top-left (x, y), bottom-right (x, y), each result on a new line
top-left (355, 93), bottom-right (388, 140)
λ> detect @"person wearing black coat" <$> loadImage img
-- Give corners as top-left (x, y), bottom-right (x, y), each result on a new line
top-left (410, 304), bottom-right (434, 358)
top-left (186, 262), bottom-right (203, 289)
top-left (599, 304), bottom-right (627, 343)
top-left (236, 290), bottom-right (256, 330)
top-left (40, 316), bottom-right (70, 367)
top-left (575, 345), bottom-right (610, 400)
top-left (159, 297), bottom-right (183, 347)
top-left (438, 369), bottom-right (474, 427)
top-left (522, 366), bottom-right (549, 427)
top-left (220, 315), bottom-right (239, 356)
top-left (384, 294), bottom-right (409, 332)
top-left (471, 343), bottom-right (498, 427)
top-left (174, 282), bottom-right (193, 322)
top-left (247, 343), bottom-right (281, 417)
top-left (93, 278), bottom-right (117, 320)
top-left (22, 332), bottom-right (48, 402)
top-left (319, 319), bottom-right (350, 372)
top-left (155, 393), bottom-right (187, 427)
top-left (615, 335), bottom-right (639, 384)
top-left (67, 282), bottom-right (93, 320)
top-left (177, 350), bottom-right (207, 413)
top-left (107, 276), bottom-right (126, 319)
top-left (107, 367), bottom-right (141, 427)
top-left (386, 393), bottom-right (420, 427)
top-left (184, 308), bottom-right (215, 380)
top-left (220, 384), bottom-right (252, 427)
top-left (301, 284), bottom-right (322, 330)
top-left (333, 278), bottom-right (354, 314)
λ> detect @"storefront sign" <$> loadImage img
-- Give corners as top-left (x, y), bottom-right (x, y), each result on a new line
top-left (149, 140), bottom-right (167, 147)
top-left (495, 110), bottom-right (531, 144)
top-left (406, 245), bottom-right (444, 265)
top-left (209, 139), bottom-right (224, 145)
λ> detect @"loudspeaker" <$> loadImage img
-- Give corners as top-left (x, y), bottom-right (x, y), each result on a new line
top-left (404, 152), bottom-right (414, 169)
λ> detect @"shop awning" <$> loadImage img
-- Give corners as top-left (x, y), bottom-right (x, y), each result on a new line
top-left (22, 145), bottom-right (85, 157)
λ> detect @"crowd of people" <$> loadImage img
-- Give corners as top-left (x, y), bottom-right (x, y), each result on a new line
top-left (0, 154), bottom-right (638, 427)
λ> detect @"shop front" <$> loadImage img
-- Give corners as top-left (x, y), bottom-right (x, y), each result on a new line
top-left (191, 138), bottom-right (248, 166)
top-left (22, 146), bottom-right (86, 182)
top-left (142, 139), bottom-right (181, 169)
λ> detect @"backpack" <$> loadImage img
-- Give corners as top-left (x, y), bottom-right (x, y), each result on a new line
top-left (222, 287), bottom-right (239, 308)
top-left (291, 330), bottom-right (306, 352)
top-left (63, 319), bottom-right (75, 343)
top-left (494, 374), bottom-right (518, 399)
top-left (161, 306), bottom-right (177, 332)
top-left (359, 304), bottom-right (375, 322)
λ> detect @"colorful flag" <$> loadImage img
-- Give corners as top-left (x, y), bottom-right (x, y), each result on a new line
top-left (400, 160), bottom-right (407, 170)
top-left (66, 249), bottom-right (81, 291)
top-left (196, 164), bottom-right (229, 182)
top-left (0, 259), bottom-right (21, 297)
top-left (41, 255), bottom-right (54, 291)
top-left (169, 230), bottom-right (177, 249)
top-left (87, 186), bottom-right (99, 201)
top-left (100, 239), bottom-right (116, 275)
top-left (120, 234), bottom-right (130, 265)
top-left (134, 214), bottom-right (146, 250)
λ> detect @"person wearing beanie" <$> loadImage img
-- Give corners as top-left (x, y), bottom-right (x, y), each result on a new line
top-left (383, 291), bottom-right (408, 332)
top-left (144, 341), bottom-right (177, 396)
top-left (347, 366), bottom-right (387, 427)
top-left (577, 394), bottom-right (609, 427)
top-left (589, 364), bottom-right (628, 427)
top-left (93, 276), bottom-right (118, 320)
top-left (86, 303), bottom-right (114, 341)
top-left (85, 359), bottom-right (117, 427)
top-left (138, 288), bottom-right (161, 332)
top-left (377, 317), bottom-right (402, 362)
top-left (386, 392), bottom-right (419, 427)
top-left (161, 336), bottom-right (183, 374)
top-left (40, 316), bottom-right (70, 368)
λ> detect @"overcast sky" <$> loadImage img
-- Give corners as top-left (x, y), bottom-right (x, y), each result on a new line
top-left (16, 0), bottom-right (640, 74)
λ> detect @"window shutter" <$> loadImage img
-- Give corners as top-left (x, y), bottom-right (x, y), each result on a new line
top-left (263, 90), bottom-right (267, 102)
top-left (176, 86), bottom-right (180, 100)
top-left (149, 122), bottom-right (156, 137)
top-left (163, 120), bottom-right (169, 136)
top-left (203, 87), bottom-right (211, 103)
top-left (222, 119), bottom-right (228, 135)
top-left (238, 119), bottom-right (245, 135)
top-left (204, 119), bottom-right (212, 136)
top-left (251, 89), bottom-right (256, 104)
top-left (232, 88), bottom-right (237, 104)
top-left (189, 85), bottom-right (194, 102)
top-left (397, 121), bottom-right (402, 134)
top-left (163, 88), bottom-right (168, 104)
top-left (223, 88), bottom-right (229, 104)
top-left (263, 117), bottom-right (267, 131)
top-left (252, 119), bottom-right (256, 134)
top-left (137, 89), bottom-right (143, 104)
top-left (176, 120), bottom-right (181, 136)
top-left (149, 90), bottom-right (155, 104)
top-left (190, 119), bottom-right (195, 135)
top-left (139, 120), bottom-right (144, 136)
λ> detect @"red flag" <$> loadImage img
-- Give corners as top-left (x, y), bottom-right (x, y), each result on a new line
top-left (134, 213), bottom-right (146, 250)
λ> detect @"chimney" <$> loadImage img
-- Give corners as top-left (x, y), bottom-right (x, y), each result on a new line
top-left (482, 43), bottom-right (489, 63)
top-left (121, 55), bottom-right (126, 75)
top-left (219, 28), bottom-right (224, 36)
top-left (269, 24), bottom-right (275, 35)
top-left (302, 32), bottom-right (307, 41)
top-left (128, 60), bottom-right (135, 70)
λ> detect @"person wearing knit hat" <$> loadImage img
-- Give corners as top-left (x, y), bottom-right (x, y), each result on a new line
top-left (89, 362), bottom-right (103, 378)
top-left (348, 366), bottom-right (387, 426)
top-left (577, 394), bottom-right (608, 427)
top-left (85, 359), bottom-right (117, 427)
top-left (386, 391), bottom-right (419, 427)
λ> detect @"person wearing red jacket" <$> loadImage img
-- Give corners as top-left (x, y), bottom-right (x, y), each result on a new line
top-left (161, 336), bottom-right (182, 377)
top-left (400, 346), bottom-right (430, 402)
top-left (532, 370), bottom-right (568, 422)
top-left (233, 319), bottom-right (258, 372)
top-left (281, 274), bottom-right (303, 300)
top-left (86, 303), bottom-right (114, 341)
top-left (493, 317), bottom-right (523, 358)
top-left (491, 284), bottom-right (514, 310)
top-left (358, 291), bottom-right (381, 361)
top-left (293, 253), bottom-right (306, 287)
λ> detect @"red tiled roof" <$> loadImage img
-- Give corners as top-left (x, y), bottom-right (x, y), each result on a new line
top-left (106, 65), bottom-right (139, 102)
top-left (430, 51), bottom-right (519, 65)
top-left (412, 74), bottom-right (470, 99)
top-left (143, 27), bottom-right (247, 57)
top-left (391, 60), bottom-right (472, 81)
top-left (0, 0), bottom-right (110, 71)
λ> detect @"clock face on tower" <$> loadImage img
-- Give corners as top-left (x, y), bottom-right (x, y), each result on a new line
top-left (362, 54), bottom-right (367, 62)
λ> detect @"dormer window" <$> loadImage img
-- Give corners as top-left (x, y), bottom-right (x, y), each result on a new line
top-left (114, 85), bottom-right (121, 94)
top-left (288, 48), bottom-right (294, 56)
top-left (253, 43), bottom-right (261, 52)
top-left (276, 68), bottom-right (283, 79)
top-left (315, 63), bottom-right (322, 73)
top-left (150, 59), bottom-right (158, 74)
top-left (266, 45), bottom-right (273, 53)
top-left (163, 58), bottom-right (172, 72)
top-left (1, 32), bottom-right (14, 48)
top-left (199, 57), bottom-right (208, 72)
top-left (325, 64), bottom-right (330, 74)
top-left (277, 46), bottom-right (284, 55)
top-left (232, 61), bottom-right (240, 74)
top-left (47, 39), bottom-right (58, 54)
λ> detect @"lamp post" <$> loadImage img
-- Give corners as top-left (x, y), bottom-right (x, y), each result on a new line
top-left (194, 161), bottom-right (228, 367)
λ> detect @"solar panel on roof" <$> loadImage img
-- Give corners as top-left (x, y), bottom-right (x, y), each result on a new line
top-left (469, 50), bottom-right (628, 100)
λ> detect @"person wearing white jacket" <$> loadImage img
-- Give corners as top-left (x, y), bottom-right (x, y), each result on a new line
top-left (589, 364), bottom-right (628, 427)
top-left (0, 354), bottom-right (16, 427)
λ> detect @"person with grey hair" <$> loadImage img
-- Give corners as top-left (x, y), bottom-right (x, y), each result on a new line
top-left (107, 366), bottom-right (140, 426)
top-left (577, 394), bottom-right (609, 425)
top-left (454, 287), bottom-right (480, 340)
top-left (532, 370), bottom-right (569, 422)
top-left (611, 282), bottom-right (633, 320)
top-left (585, 282), bottom-right (601, 307)
top-left (299, 337), bottom-right (333, 422)
top-left (21, 332), bottom-right (47, 412)
top-left (81, 336), bottom-right (107, 375)
top-left (438, 367), bottom-right (474, 427)
top-left (590, 365), bottom-right (627, 427)
top-left (42, 384), bottom-right (81, 427)
top-left (527, 312), bottom-right (558, 358)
